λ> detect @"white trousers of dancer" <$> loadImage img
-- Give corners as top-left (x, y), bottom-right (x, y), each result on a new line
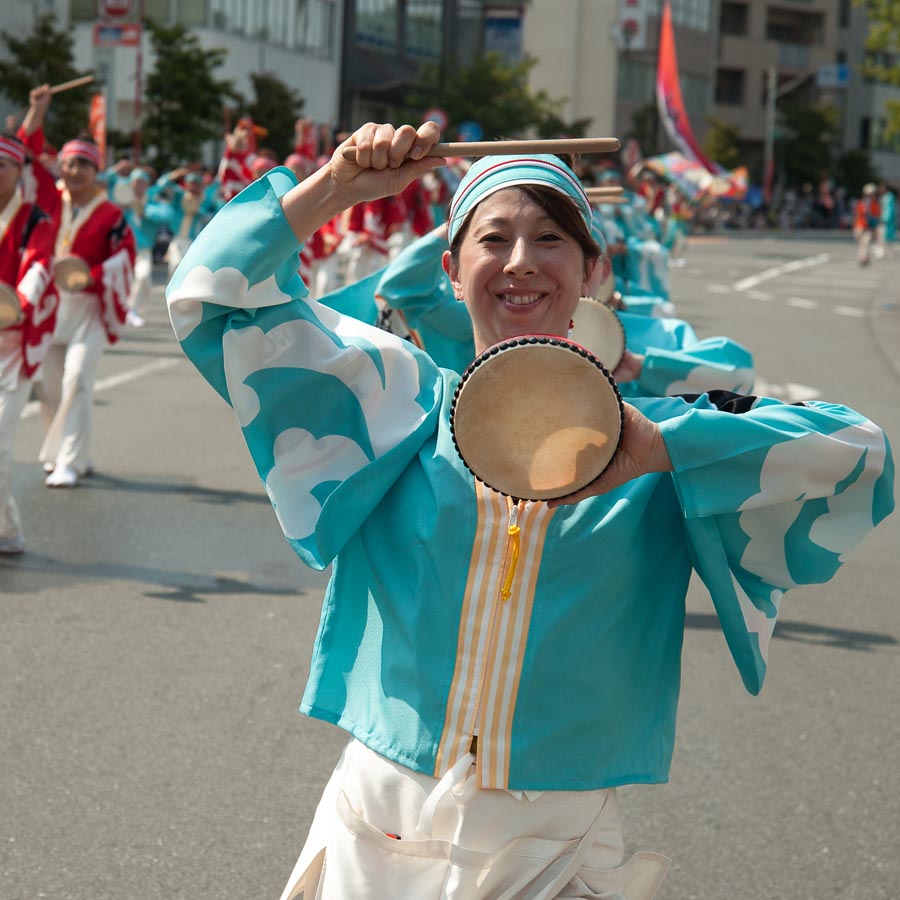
top-left (128, 248), bottom-right (153, 315)
top-left (0, 334), bottom-right (31, 542)
top-left (165, 236), bottom-right (192, 281)
top-left (38, 292), bottom-right (106, 475)
top-left (278, 739), bottom-right (669, 900)
top-left (344, 242), bottom-right (387, 286)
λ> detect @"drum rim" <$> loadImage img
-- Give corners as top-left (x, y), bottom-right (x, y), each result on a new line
top-left (572, 296), bottom-right (626, 371)
top-left (449, 335), bottom-right (625, 501)
top-left (0, 283), bottom-right (23, 328)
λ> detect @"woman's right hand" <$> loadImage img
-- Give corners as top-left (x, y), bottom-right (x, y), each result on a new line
top-left (329, 122), bottom-right (445, 207)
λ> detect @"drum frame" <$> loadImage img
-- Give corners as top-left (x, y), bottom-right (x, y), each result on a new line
top-left (450, 335), bottom-right (624, 501)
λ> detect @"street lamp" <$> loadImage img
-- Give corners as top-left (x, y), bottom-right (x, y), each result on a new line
top-left (763, 65), bottom-right (814, 204)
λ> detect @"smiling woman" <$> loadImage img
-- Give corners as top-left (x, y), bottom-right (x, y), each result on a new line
top-left (165, 122), bottom-right (894, 900)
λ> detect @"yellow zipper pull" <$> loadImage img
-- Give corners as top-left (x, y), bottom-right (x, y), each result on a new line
top-left (499, 502), bottom-right (521, 602)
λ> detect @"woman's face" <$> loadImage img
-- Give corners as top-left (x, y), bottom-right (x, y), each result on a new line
top-left (443, 188), bottom-right (597, 354)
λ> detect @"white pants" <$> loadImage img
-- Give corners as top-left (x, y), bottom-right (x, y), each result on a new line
top-left (279, 740), bottom-right (669, 900)
top-left (0, 345), bottom-right (31, 541)
top-left (129, 248), bottom-right (153, 315)
top-left (37, 292), bottom-right (107, 474)
top-left (165, 236), bottom-right (192, 281)
top-left (344, 243), bottom-right (386, 287)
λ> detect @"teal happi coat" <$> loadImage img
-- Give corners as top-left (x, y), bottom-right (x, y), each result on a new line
top-left (166, 168), bottom-right (894, 791)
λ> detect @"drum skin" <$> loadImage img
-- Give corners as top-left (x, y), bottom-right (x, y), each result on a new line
top-left (0, 283), bottom-right (23, 329)
top-left (450, 336), bottom-right (624, 501)
top-left (569, 298), bottom-right (626, 371)
top-left (54, 256), bottom-right (91, 291)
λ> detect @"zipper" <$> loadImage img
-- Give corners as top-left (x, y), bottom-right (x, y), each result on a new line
top-left (469, 497), bottom-right (524, 769)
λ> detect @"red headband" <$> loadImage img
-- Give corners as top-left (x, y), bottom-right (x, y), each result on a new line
top-left (0, 136), bottom-right (26, 166)
top-left (60, 140), bottom-right (103, 170)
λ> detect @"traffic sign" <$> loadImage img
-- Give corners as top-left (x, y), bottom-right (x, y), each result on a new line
top-left (98, 0), bottom-right (134, 17)
top-left (93, 21), bottom-right (141, 46)
top-left (422, 107), bottom-right (449, 132)
top-left (816, 63), bottom-right (849, 89)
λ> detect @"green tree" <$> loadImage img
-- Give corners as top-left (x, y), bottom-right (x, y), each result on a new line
top-left (404, 52), bottom-right (576, 140)
top-left (703, 118), bottom-right (741, 170)
top-left (142, 19), bottom-right (238, 170)
top-left (835, 148), bottom-right (880, 195)
top-left (778, 102), bottom-right (840, 188)
top-left (858, 0), bottom-right (900, 140)
top-left (627, 104), bottom-right (661, 157)
top-left (243, 72), bottom-right (305, 161)
top-left (0, 13), bottom-right (93, 146)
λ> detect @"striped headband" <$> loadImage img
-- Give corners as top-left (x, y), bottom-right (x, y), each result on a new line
top-left (447, 154), bottom-right (592, 245)
top-left (60, 140), bottom-right (103, 170)
top-left (0, 136), bottom-right (26, 166)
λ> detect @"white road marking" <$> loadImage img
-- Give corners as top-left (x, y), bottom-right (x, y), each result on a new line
top-left (834, 305), bottom-right (867, 317)
top-left (22, 357), bottom-right (181, 420)
top-left (733, 252), bottom-right (830, 292)
top-left (706, 283), bottom-right (732, 294)
top-left (747, 290), bottom-right (773, 301)
top-left (787, 297), bottom-right (819, 309)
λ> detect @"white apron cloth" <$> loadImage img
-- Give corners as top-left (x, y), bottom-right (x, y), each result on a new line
top-left (279, 740), bottom-right (669, 900)
top-left (38, 291), bottom-right (106, 474)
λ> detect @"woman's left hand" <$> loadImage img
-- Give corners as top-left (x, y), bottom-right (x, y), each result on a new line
top-left (546, 403), bottom-right (672, 507)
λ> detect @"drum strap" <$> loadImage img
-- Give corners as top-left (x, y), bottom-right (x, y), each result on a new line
top-left (0, 191), bottom-right (22, 245)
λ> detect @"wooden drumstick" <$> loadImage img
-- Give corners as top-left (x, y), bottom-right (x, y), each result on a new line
top-left (585, 186), bottom-right (624, 197)
top-left (341, 137), bottom-right (620, 162)
top-left (48, 74), bottom-right (95, 95)
top-left (8, 75), bottom-right (96, 127)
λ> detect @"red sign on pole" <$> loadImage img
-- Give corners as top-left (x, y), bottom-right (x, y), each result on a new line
top-left (98, 0), bottom-right (134, 17)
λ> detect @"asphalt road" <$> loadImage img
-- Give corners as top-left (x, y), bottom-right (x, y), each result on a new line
top-left (2, 233), bottom-right (898, 900)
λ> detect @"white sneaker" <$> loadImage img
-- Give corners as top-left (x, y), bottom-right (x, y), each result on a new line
top-left (126, 310), bottom-right (146, 327)
top-left (42, 461), bottom-right (54, 474)
top-left (45, 465), bottom-right (79, 488)
top-left (0, 534), bottom-right (25, 554)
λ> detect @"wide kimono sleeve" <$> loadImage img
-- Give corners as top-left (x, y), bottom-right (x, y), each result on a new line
top-left (17, 206), bottom-right (58, 379)
top-left (655, 390), bottom-right (894, 694)
top-left (620, 313), bottom-right (755, 397)
top-left (166, 168), bottom-right (445, 570)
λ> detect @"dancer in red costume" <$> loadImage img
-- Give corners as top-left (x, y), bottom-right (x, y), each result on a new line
top-left (23, 87), bottom-right (136, 488)
top-left (0, 133), bottom-right (57, 552)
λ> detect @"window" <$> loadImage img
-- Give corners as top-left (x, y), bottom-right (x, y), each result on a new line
top-left (356, 0), bottom-right (398, 49)
top-left (719, 1), bottom-right (748, 37)
top-left (405, 0), bottom-right (442, 58)
top-left (715, 67), bottom-right (745, 105)
top-left (617, 59), bottom-right (656, 104)
top-left (839, 0), bottom-right (851, 29)
top-left (765, 8), bottom-right (824, 46)
top-left (295, 0), bottom-right (337, 56)
top-left (665, 0), bottom-right (712, 32)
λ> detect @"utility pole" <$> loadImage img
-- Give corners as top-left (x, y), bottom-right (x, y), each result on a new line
top-left (763, 66), bottom-right (814, 204)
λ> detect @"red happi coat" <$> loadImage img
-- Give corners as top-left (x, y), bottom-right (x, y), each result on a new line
top-left (0, 194), bottom-right (58, 378)
top-left (56, 190), bottom-right (136, 345)
top-left (16, 126), bottom-right (62, 226)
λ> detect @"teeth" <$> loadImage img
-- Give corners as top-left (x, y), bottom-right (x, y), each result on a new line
top-left (502, 294), bottom-right (541, 305)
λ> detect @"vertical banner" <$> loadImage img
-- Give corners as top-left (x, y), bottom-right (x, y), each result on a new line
top-left (655, 0), bottom-right (719, 174)
top-left (89, 92), bottom-right (107, 162)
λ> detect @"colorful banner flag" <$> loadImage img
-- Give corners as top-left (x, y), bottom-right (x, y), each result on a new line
top-left (640, 152), bottom-right (748, 202)
top-left (655, 0), bottom-right (720, 174)
top-left (89, 93), bottom-right (107, 162)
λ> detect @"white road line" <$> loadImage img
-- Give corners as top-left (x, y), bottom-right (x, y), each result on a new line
top-left (747, 290), bottom-right (773, 301)
top-left (733, 252), bottom-right (830, 292)
top-left (834, 305), bottom-right (867, 317)
top-left (22, 357), bottom-right (181, 420)
top-left (706, 283), bottom-right (731, 294)
top-left (787, 297), bottom-right (819, 309)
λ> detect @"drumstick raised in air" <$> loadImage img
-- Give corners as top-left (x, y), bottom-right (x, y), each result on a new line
top-left (9, 75), bottom-right (96, 125)
top-left (341, 137), bottom-right (620, 161)
top-left (48, 74), bottom-right (95, 95)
